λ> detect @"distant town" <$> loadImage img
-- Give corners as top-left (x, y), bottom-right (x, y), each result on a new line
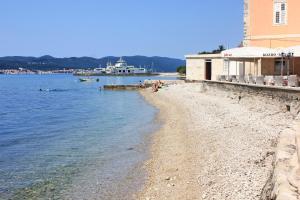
top-left (0, 68), bottom-right (74, 75)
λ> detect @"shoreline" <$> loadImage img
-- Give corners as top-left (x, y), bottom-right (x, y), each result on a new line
top-left (137, 87), bottom-right (202, 199)
top-left (137, 83), bottom-right (294, 200)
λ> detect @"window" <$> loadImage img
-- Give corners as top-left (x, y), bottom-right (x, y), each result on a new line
top-left (275, 12), bottom-right (280, 24)
top-left (274, 1), bottom-right (287, 25)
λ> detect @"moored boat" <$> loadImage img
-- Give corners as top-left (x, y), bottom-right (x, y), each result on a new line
top-left (73, 57), bottom-right (158, 76)
top-left (79, 78), bottom-right (93, 82)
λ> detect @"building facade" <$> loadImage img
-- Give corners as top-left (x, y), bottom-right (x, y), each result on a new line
top-left (243, 0), bottom-right (300, 48)
top-left (186, 54), bottom-right (223, 81)
top-left (186, 0), bottom-right (300, 81)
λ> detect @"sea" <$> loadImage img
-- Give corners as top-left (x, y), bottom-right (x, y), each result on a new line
top-left (0, 74), bottom-right (177, 200)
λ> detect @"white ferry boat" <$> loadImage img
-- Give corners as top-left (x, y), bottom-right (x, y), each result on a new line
top-left (105, 57), bottom-right (148, 75)
top-left (74, 57), bottom-right (157, 76)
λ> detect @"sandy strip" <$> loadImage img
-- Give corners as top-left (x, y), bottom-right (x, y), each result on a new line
top-left (137, 83), bottom-right (294, 200)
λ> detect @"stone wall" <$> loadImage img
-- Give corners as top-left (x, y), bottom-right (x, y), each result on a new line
top-left (262, 118), bottom-right (300, 200)
top-left (197, 80), bottom-right (300, 200)
top-left (198, 80), bottom-right (300, 115)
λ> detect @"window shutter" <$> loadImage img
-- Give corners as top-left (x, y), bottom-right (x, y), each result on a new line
top-left (274, 3), bottom-right (281, 24)
top-left (281, 3), bottom-right (286, 24)
top-left (276, 12), bottom-right (280, 24)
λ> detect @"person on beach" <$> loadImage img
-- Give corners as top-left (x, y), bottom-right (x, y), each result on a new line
top-left (158, 80), bottom-right (164, 88)
top-left (139, 80), bottom-right (144, 88)
top-left (152, 80), bottom-right (164, 92)
top-left (152, 81), bottom-right (159, 92)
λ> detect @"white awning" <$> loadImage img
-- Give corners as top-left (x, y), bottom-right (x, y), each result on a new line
top-left (221, 47), bottom-right (279, 58)
top-left (284, 45), bottom-right (300, 57)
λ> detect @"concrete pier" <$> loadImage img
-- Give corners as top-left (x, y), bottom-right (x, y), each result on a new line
top-left (103, 84), bottom-right (146, 90)
top-left (103, 80), bottom-right (185, 91)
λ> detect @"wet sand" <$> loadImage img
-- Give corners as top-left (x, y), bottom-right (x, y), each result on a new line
top-left (137, 83), bottom-right (294, 200)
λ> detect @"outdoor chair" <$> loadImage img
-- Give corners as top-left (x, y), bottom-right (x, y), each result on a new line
top-left (246, 75), bottom-right (255, 84)
top-left (274, 76), bottom-right (284, 86)
top-left (288, 75), bottom-right (299, 87)
top-left (220, 75), bottom-right (226, 81)
top-left (230, 75), bottom-right (237, 83)
top-left (264, 76), bottom-right (274, 86)
top-left (226, 75), bottom-right (232, 82)
top-left (238, 76), bottom-right (246, 83)
top-left (256, 76), bottom-right (264, 85)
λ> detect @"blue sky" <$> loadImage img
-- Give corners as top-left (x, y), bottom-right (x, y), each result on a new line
top-left (0, 0), bottom-right (243, 59)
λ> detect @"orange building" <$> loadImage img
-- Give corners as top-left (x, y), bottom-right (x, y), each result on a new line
top-left (186, 0), bottom-right (300, 82)
top-left (243, 0), bottom-right (300, 48)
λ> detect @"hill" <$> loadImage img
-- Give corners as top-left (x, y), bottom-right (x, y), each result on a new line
top-left (0, 55), bottom-right (185, 72)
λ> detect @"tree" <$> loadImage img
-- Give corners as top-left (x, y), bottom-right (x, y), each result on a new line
top-left (198, 45), bottom-right (226, 55)
top-left (212, 45), bottom-right (225, 54)
top-left (176, 65), bottom-right (186, 74)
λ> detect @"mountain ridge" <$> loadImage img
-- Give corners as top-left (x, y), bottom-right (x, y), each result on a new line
top-left (0, 55), bottom-right (185, 72)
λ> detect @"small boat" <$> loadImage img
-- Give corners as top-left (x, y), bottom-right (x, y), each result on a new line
top-left (79, 78), bottom-right (93, 82)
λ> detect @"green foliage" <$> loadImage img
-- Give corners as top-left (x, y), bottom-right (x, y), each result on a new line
top-left (176, 65), bottom-right (186, 74)
top-left (198, 45), bottom-right (226, 55)
top-left (198, 51), bottom-right (211, 55)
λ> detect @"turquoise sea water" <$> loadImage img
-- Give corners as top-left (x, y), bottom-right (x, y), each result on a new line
top-left (0, 74), bottom-right (176, 199)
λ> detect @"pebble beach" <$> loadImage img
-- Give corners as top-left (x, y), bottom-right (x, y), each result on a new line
top-left (138, 83), bottom-right (294, 200)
